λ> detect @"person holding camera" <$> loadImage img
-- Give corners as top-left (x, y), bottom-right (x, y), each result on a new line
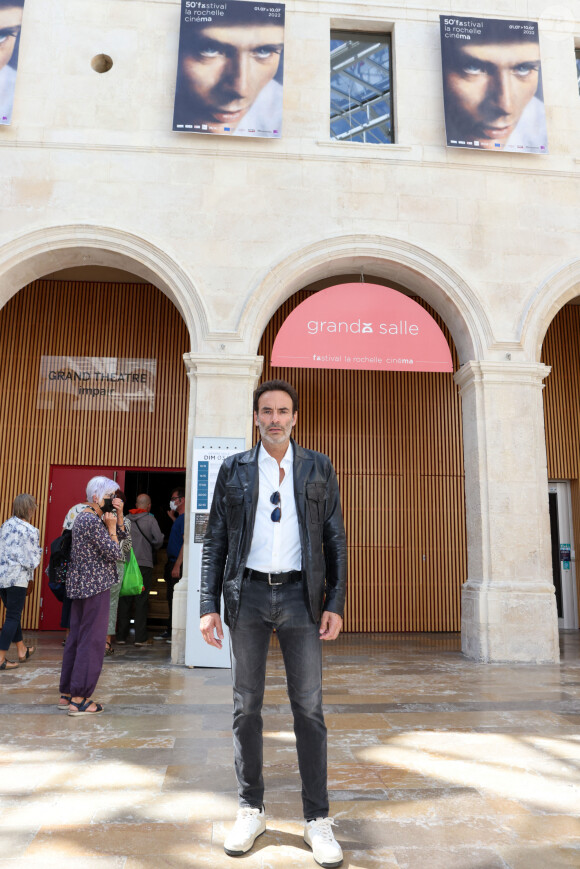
top-left (58, 477), bottom-right (127, 715)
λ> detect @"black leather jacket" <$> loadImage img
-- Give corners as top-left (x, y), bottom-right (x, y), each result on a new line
top-left (200, 440), bottom-right (347, 628)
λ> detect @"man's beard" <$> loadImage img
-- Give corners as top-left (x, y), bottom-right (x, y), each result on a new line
top-left (258, 421), bottom-right (292, 446)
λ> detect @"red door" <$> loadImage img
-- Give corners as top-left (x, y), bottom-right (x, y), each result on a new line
top-left (40, 467), bottom-right (126, 630)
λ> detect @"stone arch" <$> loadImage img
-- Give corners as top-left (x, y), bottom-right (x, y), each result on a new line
top-left (0, 224), bottom-right (208, 350)
top-left (519, 258), bottom-right (580, 362)
top-left (239, 234), bottom-right (490, 363)
top-left (243, 233), bottom-right (486, 636)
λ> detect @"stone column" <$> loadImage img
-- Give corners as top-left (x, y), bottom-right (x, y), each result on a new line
top-left (455, 361), bottom-right (559, 663)
top-left (171, 353), bottom-right (263, 664)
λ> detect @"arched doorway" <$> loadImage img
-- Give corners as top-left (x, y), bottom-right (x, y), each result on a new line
top-left (0, 227), bottom-right (201, 633)
top-left (0, 267), bottom-right (190, 630)
top-left (256, 274), bottom-right (467, 633)
top-left (541, 299), bottom-right (580, 630)
top-left (522, 259), bottom-right (580, 635)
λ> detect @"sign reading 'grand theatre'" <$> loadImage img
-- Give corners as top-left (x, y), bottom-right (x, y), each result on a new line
top-left (37, 357), bottom-right (157, 412)
top-left (271, 283), bottom-right (453, 372)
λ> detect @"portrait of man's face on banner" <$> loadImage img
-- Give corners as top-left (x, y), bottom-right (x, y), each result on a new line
top-left (0, 0), bottom-right (25, 126)
top-left (440, 16), bottom-right (548, 154)
top-left (173, 0), bottom-right (285, 138)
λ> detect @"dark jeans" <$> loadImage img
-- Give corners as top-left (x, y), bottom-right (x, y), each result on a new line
top-left (117, 566), bottom-right (153, 643)
top-left (164, 559), bottom-right (181, 632)
top-left (59, 589), bottom-right (110, 698)
top-left (0, 586), bottom-right (27, 651)
top-left (230, 575), bottom-right (328, 820)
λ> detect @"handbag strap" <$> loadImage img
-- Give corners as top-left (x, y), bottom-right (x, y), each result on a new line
top-left (132, 515), bottom-right (155, 551)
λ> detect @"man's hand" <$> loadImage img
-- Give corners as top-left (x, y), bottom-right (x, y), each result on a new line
top-left (319, 611), bottom-right (342, 641)
top-left (200, 613), bottom-right (224, 649)
top-left (172, 545), bottom-right (184, 579)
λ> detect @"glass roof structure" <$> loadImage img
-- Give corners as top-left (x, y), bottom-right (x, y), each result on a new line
top-left (330, 32), bottom-right (393, 144)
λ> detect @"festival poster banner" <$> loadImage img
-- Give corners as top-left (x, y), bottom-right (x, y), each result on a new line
top-left (0, 0), bottom-right (25, 125)
top-left (440, 15), bottom-right (548, 154)
top-left (37, 357), bottom-right (157, 412)
top-left (173, 0), bottom-right (285, 138)
top-left (271, 283), bottom-right (453, 373)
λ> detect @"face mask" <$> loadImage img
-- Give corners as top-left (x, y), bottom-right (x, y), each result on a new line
top-left (169, 500), bottom-right (177, 512)
top-left (102, 497), bottom-right (114, 514)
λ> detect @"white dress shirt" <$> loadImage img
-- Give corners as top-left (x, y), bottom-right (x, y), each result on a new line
top-left (246, 441), bottom-right (302, 573)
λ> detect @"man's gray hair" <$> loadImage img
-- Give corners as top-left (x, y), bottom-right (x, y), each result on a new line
top-left (13, 493), bottom-right (36, 521)
top-left (86, 476), bottom-right (118, 502)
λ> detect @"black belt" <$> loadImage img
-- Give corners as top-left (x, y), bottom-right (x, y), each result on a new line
top-left (244, 568), bottom-right (302, 586)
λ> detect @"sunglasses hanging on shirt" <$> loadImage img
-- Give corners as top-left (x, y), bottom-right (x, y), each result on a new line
top-left (270, 491), bottom-right (281, 523)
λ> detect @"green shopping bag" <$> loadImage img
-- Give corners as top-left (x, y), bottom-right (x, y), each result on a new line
top-left (120, 548), bottom-right (143, 596)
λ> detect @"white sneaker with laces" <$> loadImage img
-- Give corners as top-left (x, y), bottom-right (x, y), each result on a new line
top-left (304, 817), bottom-right (343, 868)
top-left (223, 806), bottom-right (266, 856)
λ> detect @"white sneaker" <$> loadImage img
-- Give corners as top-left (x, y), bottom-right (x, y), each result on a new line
top-left (304, 818), bottom-right (343, 868)
top-left (223, 806), bottom-right (266, 856)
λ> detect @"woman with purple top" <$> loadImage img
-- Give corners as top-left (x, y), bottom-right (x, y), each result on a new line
top-left (58, 476), bottom-right (127, 716)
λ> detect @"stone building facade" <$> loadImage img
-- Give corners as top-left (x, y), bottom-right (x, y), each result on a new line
top-left (1, 0), bottom-right (580, 663)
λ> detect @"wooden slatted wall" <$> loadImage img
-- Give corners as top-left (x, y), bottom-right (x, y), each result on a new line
top-left (0, 279), bottom-right (189, 630)
top-left (541, 304), bottom-right (580, 617)
top-left (257, 279), bottom-right (467, 632)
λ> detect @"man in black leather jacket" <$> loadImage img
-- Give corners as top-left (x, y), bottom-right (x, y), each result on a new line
top-left (200, 379), bottom-right (347, 867)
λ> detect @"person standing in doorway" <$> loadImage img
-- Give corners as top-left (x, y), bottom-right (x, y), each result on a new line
top-left (117, 494), bottom-right (164, 646)
top-left (157, 487), bottom-right (185, 642)
top-left (200, 379), bottom-right (347, 868)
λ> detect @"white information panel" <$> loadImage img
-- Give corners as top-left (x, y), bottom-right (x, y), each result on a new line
top-left (185, 436), bottom-right (246, 668)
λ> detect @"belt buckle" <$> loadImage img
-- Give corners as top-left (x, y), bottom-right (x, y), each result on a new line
top-left (268, 572), bottom-right (283, 586)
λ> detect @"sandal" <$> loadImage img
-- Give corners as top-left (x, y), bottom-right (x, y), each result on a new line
top-left (68, 697), bottom-right (104, 716)
top-left (57, 694), bottom-right (71, 709)
top-left (18, 646), bottom-right (35, 663)
top-left (0, 659), bottom-right (18, 670)
top-left (104, 642), bottom-right (114, 657)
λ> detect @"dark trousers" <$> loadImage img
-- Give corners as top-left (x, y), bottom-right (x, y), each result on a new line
top-left (59, 589), bottom-right (110, 698)
top-left (116, 566), bottom-right (153, 643)
top-left (60, 595), bottom-right (72, 630)
top-left (164, 559), bottom-right (181, 631)
top-left (0, 586), bottom-right (27, 651)
top-left (230, 575), bottom-right (328, 820)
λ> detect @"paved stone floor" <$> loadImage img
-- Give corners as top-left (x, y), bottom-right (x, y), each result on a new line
top-left (0, 631), bottom-right (580, 868)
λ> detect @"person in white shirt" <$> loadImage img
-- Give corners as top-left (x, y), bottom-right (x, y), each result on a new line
top-left (200, 380), bottom-right (347, 868)
top-left (0, 493), bottom-right (41, 669)
top-left (0, 0), bottom-right (24, 125)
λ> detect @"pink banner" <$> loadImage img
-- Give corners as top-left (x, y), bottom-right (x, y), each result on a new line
top-left (271, 283), bottom-right (453, 372)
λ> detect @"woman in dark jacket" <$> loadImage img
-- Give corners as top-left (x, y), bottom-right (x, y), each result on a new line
top-left (58, 476), bottom-right (127, 715)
